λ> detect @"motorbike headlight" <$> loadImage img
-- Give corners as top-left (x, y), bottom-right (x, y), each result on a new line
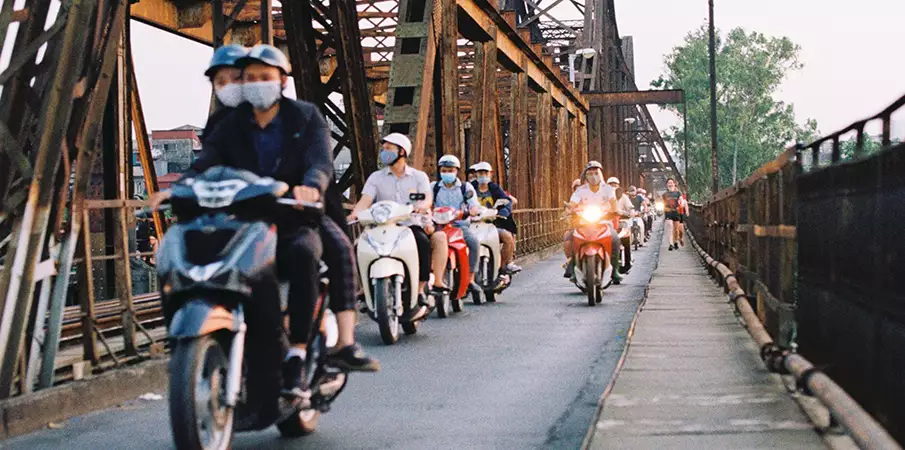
top-left (580, 205), bottom-right (603, 223)
top-left (371, 203), bottom-right (393, 224)
top-left (655, 201), bottom-right (664, 212)
top-left (434, 209), bottom-right (457, 225)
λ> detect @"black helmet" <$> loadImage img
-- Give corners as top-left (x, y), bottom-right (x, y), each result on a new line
top-left (204, 44), bottom-right (248, 77)
top-left (236, 44), bottom-right (291, 74)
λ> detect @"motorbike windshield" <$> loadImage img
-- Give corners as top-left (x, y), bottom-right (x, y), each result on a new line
top-left (172, 166), bottom-right (287, 210)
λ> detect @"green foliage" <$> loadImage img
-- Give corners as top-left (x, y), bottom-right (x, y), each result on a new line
top-left (652, 24), bottom-right (819, 199)
top-left (837, 133), bottom-right (900, 160)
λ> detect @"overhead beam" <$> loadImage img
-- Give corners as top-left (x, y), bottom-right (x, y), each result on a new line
top-left (457, 0), bottom-right (588, 115)
top-left (585, 89), bottom-right (684, 107)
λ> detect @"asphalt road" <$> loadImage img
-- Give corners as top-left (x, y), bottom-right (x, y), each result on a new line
top-left (7, 231), bottom-right (660, 450)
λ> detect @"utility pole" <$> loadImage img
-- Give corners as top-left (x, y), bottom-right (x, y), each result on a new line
top-left (708, 0), bottom-right (719, 194)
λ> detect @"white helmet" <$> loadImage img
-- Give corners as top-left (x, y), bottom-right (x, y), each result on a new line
top-left (607, 177), bottom-right (620, 185)
top-left (472, 161), bottom-right (492, 172)
top-left (381, 133), bottom-right (412, 156)
top-left (438, 154), bottom-right (461, 169)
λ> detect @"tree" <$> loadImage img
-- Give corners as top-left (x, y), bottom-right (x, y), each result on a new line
top-left (652, 25), bottom-right (819, 199)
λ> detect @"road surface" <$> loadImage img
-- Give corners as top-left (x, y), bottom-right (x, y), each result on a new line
top-left (7, 235), bottom-right (660, 450)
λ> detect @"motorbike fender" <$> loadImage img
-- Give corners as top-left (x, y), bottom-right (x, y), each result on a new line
top-left (169, 299), bottom-right (237, 338)
top-left (369, 258), bottom-right (406, 279)
top-left (581, 244), bottom-right (605, 258)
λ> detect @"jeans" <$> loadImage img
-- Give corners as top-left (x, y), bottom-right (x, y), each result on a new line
top-left (410, 225), bottom-right (432, 281)
top-left (455, 221), bottom-right (479, 273)
top-left (277, 227), bottom-right (322, 345)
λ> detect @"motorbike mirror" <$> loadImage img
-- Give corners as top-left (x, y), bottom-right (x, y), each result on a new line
top-left (494, 199), bottom-right (510, 208)
top-left (409, 193), bottom-right (426, 201)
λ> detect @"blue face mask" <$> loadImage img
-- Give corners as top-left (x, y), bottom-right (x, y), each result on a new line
top-left (380, 150), bottom-right (399, 167)
top-left (477, 176), bottom-right (492, 185)
top-left (440, 173), bottom-right (457, 184)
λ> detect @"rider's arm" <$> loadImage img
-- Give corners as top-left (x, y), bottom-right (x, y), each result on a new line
top-left (349, 173), bottom-right (379, 219)
top-left (464, 183), bottom-right (481, 214)
top-left (417, 172), bottom-right (433, 211)
top-left (298, 106), bottom-right (334, 196)
top-left (491, 184), bottom-right (512, 217)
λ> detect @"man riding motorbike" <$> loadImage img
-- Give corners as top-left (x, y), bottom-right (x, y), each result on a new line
top-left (151, 44), bottom-right (377, 401)
top-left (563, 161), bottom-right (621, 284)
top-left (348, 133), bottom-right (440, 318)
top-left (432, 155), bottom-right (483, 294)
top-left (470, 161), bottom-right (521, 276)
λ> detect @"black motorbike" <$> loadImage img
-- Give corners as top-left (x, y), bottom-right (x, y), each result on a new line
top-left (157, 167), bottom-right (348, 450)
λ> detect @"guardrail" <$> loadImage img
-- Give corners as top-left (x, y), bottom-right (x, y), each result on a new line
top-left (686, 94), bottom-right (905, 445)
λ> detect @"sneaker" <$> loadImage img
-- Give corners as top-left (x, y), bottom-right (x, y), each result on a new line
top-left (563, 263), bottom-right (574, 278)
top-left (281, 356), bottom-right (311, 400)
top-left (502, 263), bottom-right (523, 274)
top-left (327, 343), bottom-right (380, 372)
top-left (668, 245), bottom-right (674, 251)
top-left (403, 293), bottom-right (432, 321)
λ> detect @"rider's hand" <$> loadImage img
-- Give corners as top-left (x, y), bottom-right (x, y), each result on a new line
top-left (424, 223), bottom-right (435, 234)
top-left (293, 186), bottom-right (320, 207)
top-left (468, 206), bottom-right (480, 216)
top-left (414, 205), bottom-right (429, 214)
top-left (347, 210), bottom-right (358, 221)
top-left (148, 190), bottom-right (171, 210)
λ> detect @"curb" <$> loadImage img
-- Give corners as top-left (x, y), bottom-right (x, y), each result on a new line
top-left (0, 358), bottom-right (168, 439)
top-left (1, 246), bottom-right (562, 441)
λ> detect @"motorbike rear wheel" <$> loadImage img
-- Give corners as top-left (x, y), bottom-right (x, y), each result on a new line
top-left (169, 335), bottom-right (234, 450)
top-left (472, 257), bottom-right (488, 305)
top-left (277, 408), bottom-right (320, 437)
top-left (585, 257), bottom-right (599, 307)
top-left (374, 278), bottom-right (400, 345)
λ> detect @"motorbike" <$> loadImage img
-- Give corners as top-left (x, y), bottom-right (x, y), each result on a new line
top-left (469, 199), bottom-right (514, 304)
top-left (432, 206), bottom-right (471, 316)
top-left (569, 203), bottom-right (617, 306)
top-left (618, 215), bottom-right (632, 274)
top-left (631, 211), bottom-right (643, 251)
top-left (158, 167), bottom-right (347, 449)
top-left (354, 196), bottom-right (428, 345)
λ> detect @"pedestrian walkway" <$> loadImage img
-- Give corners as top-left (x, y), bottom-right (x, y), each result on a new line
top-left (587, 233), bottom-right (825, 449)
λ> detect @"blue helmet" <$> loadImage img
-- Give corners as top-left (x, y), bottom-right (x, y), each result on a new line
top-left (236, 44), bottom-right (291, 75)
top-left (205, 44), bottom-right (249, 77)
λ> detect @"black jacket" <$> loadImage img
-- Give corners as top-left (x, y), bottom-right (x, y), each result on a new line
top-left (190, 98), bottom-right (349, 232)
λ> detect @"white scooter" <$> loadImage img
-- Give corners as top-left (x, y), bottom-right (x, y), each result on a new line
top-left (469, 199), bottom-right (514, 304)
top-left (355, 199), bottom-right (426, 345)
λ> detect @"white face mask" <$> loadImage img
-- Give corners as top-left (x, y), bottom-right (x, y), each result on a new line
top-left (586, 174), bottom-right (602, 186)
top-left (214, 83), bottom-right (244, 108)
top-left (242, 80), bottom-right (283, 110)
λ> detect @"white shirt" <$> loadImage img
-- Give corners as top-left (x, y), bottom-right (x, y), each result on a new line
top-left (361, 165), bottom-right (432, 227)
top-left (616, 194), bottom-right (634, 216)
top-left (569, 184), bottom-right (616, 205)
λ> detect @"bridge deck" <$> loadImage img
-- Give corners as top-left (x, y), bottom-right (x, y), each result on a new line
top-left (588, 238), bottom-right (824, 448)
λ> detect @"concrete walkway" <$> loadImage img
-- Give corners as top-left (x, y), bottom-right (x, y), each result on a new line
top-left (587, 232), bottom-right (825, 449)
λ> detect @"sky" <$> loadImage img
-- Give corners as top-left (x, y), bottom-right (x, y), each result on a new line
top-left (3, 0), bottom-right (903, 147)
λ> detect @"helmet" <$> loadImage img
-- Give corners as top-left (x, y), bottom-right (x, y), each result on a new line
top-left (438, 154), bottom-right (461, 169)
top-left (381, 133), bottom-right (412, 156)
top-left (472, 161), bottom-right (492, 172)
top-left (205, 44), bottom-right (249, 77)
top-left (236, 44), bottom-right (291, 74)
top-left (628, 185), bottom-right (637, 193)
top-left (585, 160), bottom-right (603, 171)
top-left (607, 177), bottom-right (620, 185)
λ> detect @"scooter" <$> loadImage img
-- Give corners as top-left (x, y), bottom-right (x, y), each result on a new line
top-left (569, 203), bottom-right (617, 306)
top-left (433, 206), bottom-right (472, 316)
top-left (354, 196), bottom-right (428, 345)
top-left (618, 215), bottom-right (632, 274)
top-left (470, 199), bottom-right (515, 303)
top-left (631, 211), bottom-right (643, 251)
top-left (159, 167), bottom-right (347, 449)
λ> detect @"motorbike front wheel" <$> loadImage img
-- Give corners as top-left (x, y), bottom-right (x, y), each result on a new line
top-left (374, 278), bottom-right (400, 345)
top-left (584, 257), bottom-right (600, 307)
top-left (473, 257), bottom-right (488, 305)
top-left (169, 335), bottom-right (234, 450)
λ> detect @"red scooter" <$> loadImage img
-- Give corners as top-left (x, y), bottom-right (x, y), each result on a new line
top-left (569, 204), bottom-right (617, 306)
top-left (432, 206), bottom-right (471, 317)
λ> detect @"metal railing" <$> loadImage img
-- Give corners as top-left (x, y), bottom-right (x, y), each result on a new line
top-left (686, 93), bottom-right (905, 445)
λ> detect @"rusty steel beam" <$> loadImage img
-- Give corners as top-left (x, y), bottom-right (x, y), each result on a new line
top-left (585, 89), bottom-right (685, 107)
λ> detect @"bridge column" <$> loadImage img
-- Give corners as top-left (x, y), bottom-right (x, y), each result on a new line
top-left (509, 66), bottom-right (531, 207)
top-left (536, 86), bottom-right (553, 208)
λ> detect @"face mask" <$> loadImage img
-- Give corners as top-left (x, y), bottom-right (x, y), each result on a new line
top-left (477, 176), bottom-right (492, 185)
top-left (440, 173), bottom-right (457, 184)
top-left (242, 81), bottom-right (282, 110)
top-left (214, 83), bottom-right (244, 108)
top-left (586, 174), bottom-right (602, 185)
top-left (380, 150), bottom-right (399, 167)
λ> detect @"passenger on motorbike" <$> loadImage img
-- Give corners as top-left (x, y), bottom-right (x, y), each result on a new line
top-left (348, 133), bottom-right (437, 318)
top-left (151, 45), bottom-right (377, 400)
top-left (563, 161), bottom-right (621, 283)
top-left (432, 155), bottom-right (483, 294)
top-left (628, 186), bottom-right (646, 238)
top-left (469, 161), bottom-right (522, 275)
